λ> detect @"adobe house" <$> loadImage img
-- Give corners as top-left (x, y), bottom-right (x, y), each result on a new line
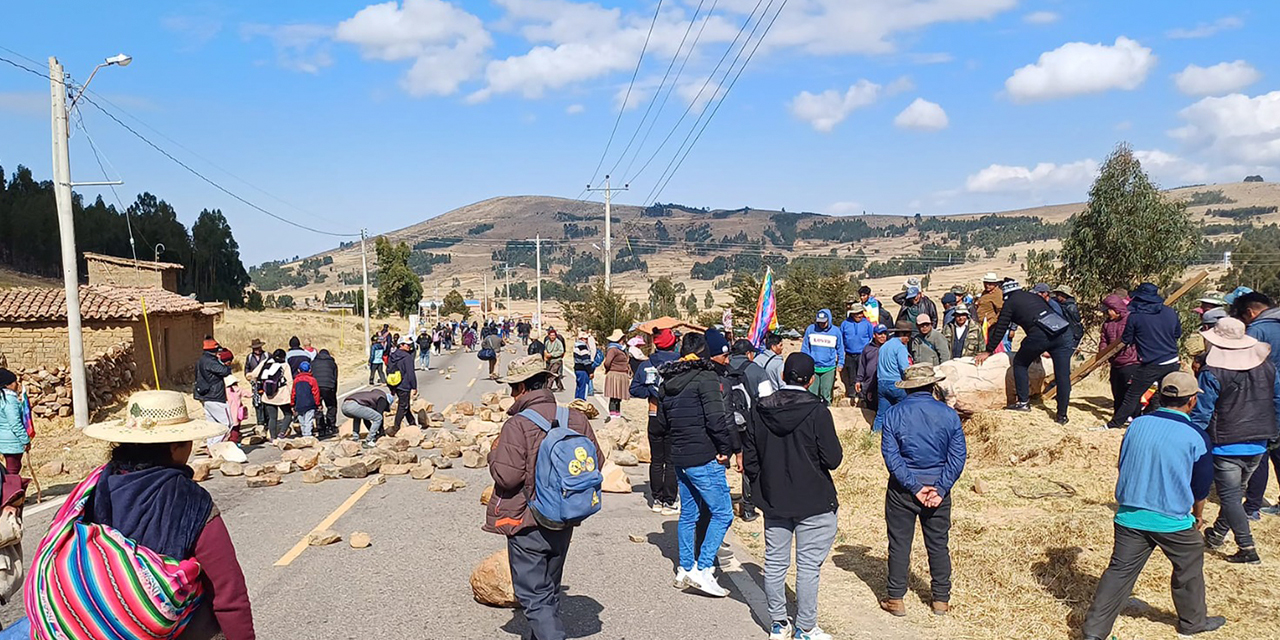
top-left (0, 256), bottom-right (217, 385)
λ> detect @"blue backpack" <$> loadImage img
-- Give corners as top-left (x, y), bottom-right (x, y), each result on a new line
top-left (519, 407), bottom-right (603, 528)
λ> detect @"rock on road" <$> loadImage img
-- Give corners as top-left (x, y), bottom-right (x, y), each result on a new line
top-left (1, 344), bottom-right (769, 639)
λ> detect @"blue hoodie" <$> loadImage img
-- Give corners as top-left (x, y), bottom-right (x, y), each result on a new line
top-left (1122, 283), bottom-right (1182, 365)
top-left (1248, 307), bottom-right (1280, 369)
top-left (802, 309), bottom-right (845, 370)
top-left (840, 313), bottom-right (875, 356)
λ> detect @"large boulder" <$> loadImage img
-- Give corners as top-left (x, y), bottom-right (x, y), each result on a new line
top-left (600, 461), bottom-right (631, 494)
top-left (936, 353), bottom-right (1054, 418)
top-left (471, 549), bottom-right (518, 608)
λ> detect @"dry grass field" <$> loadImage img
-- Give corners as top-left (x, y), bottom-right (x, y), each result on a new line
top-left (214, 308), bottom-right (411, 380)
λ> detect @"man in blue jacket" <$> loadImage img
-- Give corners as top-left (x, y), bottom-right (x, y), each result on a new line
top-left (1103, 283), bottom-right (1183, 429)
top-left (801, 309), bottom-right (844, 404)
top-left (840, 303), bottom-right (874, 403)
top-left (873, 320), bottom-right (914, 432)
top-left (1235, 292), bottom-right (1280, 518)
top-left (878, 363), bottom-right (966, 618)
top-left (1082, 372), bottom-right (1224, 639)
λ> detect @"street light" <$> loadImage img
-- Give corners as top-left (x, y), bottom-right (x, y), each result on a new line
top-left (50, 54), bottom-right (130, 427)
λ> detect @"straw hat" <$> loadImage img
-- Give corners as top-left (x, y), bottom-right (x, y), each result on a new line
top-left (85, 390), bottom-right (228, 444)
top-left (982, 273), bottom-right (1000, 283)
top-left (896, 363), bottom-right (946, 389)
top-left (499, 355), bottom-right (551, 384)
top-left (1203, 317), bottom-right (1272, 370)
top-left (607, 329), bottom-right (625, 342)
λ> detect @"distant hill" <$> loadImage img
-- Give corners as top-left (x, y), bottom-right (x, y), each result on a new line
top-left (252, 181), bottom-right (1280, 315)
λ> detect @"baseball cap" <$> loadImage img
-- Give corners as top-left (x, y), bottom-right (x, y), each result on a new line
top-left (906, 286), bottom-right (921, 298)
top-left (1159, 371), bottom-right (1200, 397)
top-left (783, 352), bottom-right (815, 384)
top-left (917, 314), bottom-right (933, 325)
top-left (941, 292), bottom-right (957, 305)
top-left (299, 361), bottom-right (311, 373)
top-left (1031, 283), bottom-right (1052, 294)
top-left (816, 310), bottom-right (830, 322)
top-left (1201, 308), bottom-right (1228, 327)
top-left (873, 324), bottom-right (888, 334)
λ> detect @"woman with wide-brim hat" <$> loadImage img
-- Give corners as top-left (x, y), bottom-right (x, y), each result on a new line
top-left (24, 390), bottom-right (255, 639)
top-left (602, 329), bottom-right (632, 420)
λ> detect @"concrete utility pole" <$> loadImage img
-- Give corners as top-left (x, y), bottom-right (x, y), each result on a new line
top-left (535, 235), bottom-right (543, 333)
top-left (360, 229), bottom-right (371, 361)
top-left (50, 57), bottom-right (90, 427)
top-left (587, 176), bottom-right (628, 290)
top-left (483, 273), bottom-right (488, 322)
top-left (504, 264), bottom-right (512, 315)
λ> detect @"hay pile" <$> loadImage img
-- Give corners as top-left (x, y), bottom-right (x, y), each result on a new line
top-left (736, 378), bottom-right (1280, 640)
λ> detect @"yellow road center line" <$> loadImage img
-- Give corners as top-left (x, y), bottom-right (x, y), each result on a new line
top-left (274, 482), bottom-right (374, 567)
top-left (467, 377), bottom-right (477, 388)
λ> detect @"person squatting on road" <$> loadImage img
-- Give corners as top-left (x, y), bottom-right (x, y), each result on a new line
top-left (654, 331), bottom-right (737, 598)
top-left (975, 280), bottom-right (1075, 424)
top-left (24, 390), bottom-right (255, 639)
top-left (631, 327), bottom-right (682, 515)
top-left (878, 363), bottom-right (966, 618)
top-left (486, 356), bottom-right (600, 640)
top-left (1081, 372), bottom-right (1225, 640)
top-left (1190, 317), bottom-right (1279, 565)
top-left (800, 309), bottom-right (844, 404)
top-left (745, 352), bottom-right (843, 640)
top-left (342, 389), bottom-right (393, 445)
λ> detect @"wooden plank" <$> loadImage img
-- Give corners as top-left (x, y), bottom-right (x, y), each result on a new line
top-left (1043, 270), bottom-right (1210, 400)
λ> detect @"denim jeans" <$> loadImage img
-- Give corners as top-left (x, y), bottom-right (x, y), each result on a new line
top-left (574, 370), bottom-right (590, 400)
top-left (418, 350), bottom-right (431, 370)
top-left (874, 385), bottom-right (906, 431)
top-left (1211, 454), bottom-right (1264, 549)
top-left (297, 409), bottom-right (316, 438)
top-left (343, 400), bottom-right (384, 444)
top-left (1243, 446), bottom-right (1280, 513)
top-left (676, 460), bottom-right (735, 571)
top-left (764, 511), bottom-right (838, 630)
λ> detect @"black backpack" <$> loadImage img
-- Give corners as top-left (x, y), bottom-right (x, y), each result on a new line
top-left (723, 363), bottom-right (755, 432)
top-left (528, 339), bottom-right (545, 356)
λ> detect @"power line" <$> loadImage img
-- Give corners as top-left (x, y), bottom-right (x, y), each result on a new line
top-left (605, 0), bottom-right (709, 178)
top-left (586, 0), bottom-right (665, 187)
top-left (646, 0), bottom-right (790, 205)
top-left (72, 108), bottom-right (150, 259)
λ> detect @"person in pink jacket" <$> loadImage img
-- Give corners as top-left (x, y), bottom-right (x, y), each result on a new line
top-left (224, 375), bottom-right (249, 443)
top-left (1100, 294), bottom-right (1141, 422)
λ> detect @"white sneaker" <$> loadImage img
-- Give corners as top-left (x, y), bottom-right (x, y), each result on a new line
top-left (673, 567), bottom-right (693, 589)
top-left (687, 567), bottom-right (729, 597)
top-left (794, 626), bottom-right (833, 640)
top-left (660, 503), bottom-right (680, 516)
top-left (768, 620), bottom-right (793, 640)
top-left (650, 502), bottom-right (664, 513)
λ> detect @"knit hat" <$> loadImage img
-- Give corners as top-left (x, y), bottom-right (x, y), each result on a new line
top-left (0, 369), bottom-right (15, 388)
top-left (1002, 280), bottom-right (1022, 296)
top-left (705, 328), bottom-right (730, 357)
top-left (783, 352), bottom-right (815, 386)
top-left (653, 328), bottom-right (676, 349)
top-left (298, 361), bottom-right (311, 373)
top-left (941, 292), bottom-right (958, 305)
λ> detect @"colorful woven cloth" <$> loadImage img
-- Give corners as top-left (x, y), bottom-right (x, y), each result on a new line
top-left (25, 465), bottom-right (206, 640)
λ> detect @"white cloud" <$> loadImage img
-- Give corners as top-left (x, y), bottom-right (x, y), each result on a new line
top-left (1167, 16), bottom-right (1243, 40)
top-left (764, 0), bottom-right (1017, 56)
top-left (1005, 36), bottom-right (1156, 102)
top-left (827, 201), bottom-right (863, 215)
top-left (1171, 91), bottom-right (1280, 165)
top-left (789, 80), bottom-right (882, 133)
top-left (885, 76), bottom-right (915, 95)
top-left (566, 103), bottom-right (585, 115)
top-left (613, 85), bottom-right (648, 112)
top-left (965, 160), bottom-right (1099, 193)
top-left (0, 91), bottom-right (46, 117)
top-left (241, 23), bottom-right (335, 74)
top-left (894, 98), bottom-right (949, 131)
top-left (162, 13), bottom-right (225, 48)
top-left (1023, 11), bottom-right (1059, 25)
top-left (1173, 61), bottom-right (1261, 97)
top-left (1132, 149), bottom-right (1210, 184)
top-left (335, 0), bottom-right (492, 96)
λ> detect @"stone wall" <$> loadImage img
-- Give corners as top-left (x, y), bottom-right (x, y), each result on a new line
top-left (87, 260), bottom-right (177, 292)
top-left (14, 341), bottom-right (139, 419)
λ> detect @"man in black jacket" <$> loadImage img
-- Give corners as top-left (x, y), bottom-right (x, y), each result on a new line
top-left (244, 338), bottom-right (268, 428)
top-left (976, 280), bottom-right (1074, 423)
top-left (745, 352), bottom-right (843, 640)
top-left (386, 336), bottom-right (418, 438)
top-left (655, 332), bottom-right (735, 598)
top-left (311, 349), bottom-right (339, 437)
top-left (726, 339), bottom-right (769, 523)
top-left (194, 337), bottom-right (232, 436)
top-left (1103, 283), bottom-right (1184, 430)
top-left (631, 328), bottom-right (681, 514)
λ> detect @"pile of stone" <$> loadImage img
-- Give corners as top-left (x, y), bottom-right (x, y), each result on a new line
top-left (13, 341), bottom-right (138, 417)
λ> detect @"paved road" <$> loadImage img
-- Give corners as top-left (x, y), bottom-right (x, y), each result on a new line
top-left (1, 345), bottom-right (768, 639)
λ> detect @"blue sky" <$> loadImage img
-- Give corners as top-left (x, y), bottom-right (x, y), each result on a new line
top-left (2, 1), bottom-right (1277, 264)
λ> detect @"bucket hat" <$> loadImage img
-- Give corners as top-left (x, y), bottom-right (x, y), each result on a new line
top-left (607, 329), bottom-right (625, 343)
top-left (896, 363), bottom-right (946, 389)
top-left (1202, 317), bottom-right (1271, 370)
top-left (85, 390), bottom-right (228, 444)
top-left (499, 355), bottom-right (552, 384)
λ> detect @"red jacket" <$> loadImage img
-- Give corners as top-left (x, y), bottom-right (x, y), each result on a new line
top-left (1100, 294), bottom-right (1140, 368)
top-left (290, 372), bottom-right (322, 410)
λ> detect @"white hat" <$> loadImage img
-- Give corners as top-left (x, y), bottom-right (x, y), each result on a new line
top-left (85, 390), bottom-right (227, 444)
top-left (982, 273), bottom-right (1000, 283)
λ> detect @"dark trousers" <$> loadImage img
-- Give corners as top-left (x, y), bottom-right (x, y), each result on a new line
top-left (1109, 364), bottom-right (1142, 420)
top-left (264, 404), bottom-right (291, 440)
top-left (1244, 445), bottom-right (1280, 513)
top-left (884, 479), bottom-right (952, 602)
top-left (1107, 361), bottom-right (1179, 429)
top-left (1082, 524), bottom-right (1207, 638)
top-left (1012, 330), bottom-right (1073, 418)
top-left (508, 526), bottom-right (574, 640)
top-left (840, 356), bottom-right (860, 400)
top-left (1211, 454), bottom-right (1262, 549)
top-left (392, 388), bottom-right (416, 429)
top-left (319, 387), bottom-right (338, 433)
top-left (648, 421), bottom-right (677, 506)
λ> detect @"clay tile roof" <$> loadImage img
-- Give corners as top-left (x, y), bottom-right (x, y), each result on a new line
top-left (0, 285), bottom-right (204, 323)
top-left (83, 252), bottom-right (184, 271)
